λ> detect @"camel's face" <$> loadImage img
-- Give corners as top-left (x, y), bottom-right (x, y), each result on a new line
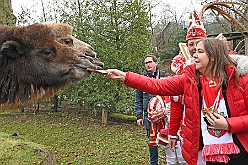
top-left (43, 22), bottom-right (97, 57)
top-left (0, 23), bottom-right (103, 110)
top-left (44, 22), bottom-right (103, 74)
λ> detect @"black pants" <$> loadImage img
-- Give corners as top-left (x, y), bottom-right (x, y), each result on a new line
top-left (206, 149), bottom-right (248, 165)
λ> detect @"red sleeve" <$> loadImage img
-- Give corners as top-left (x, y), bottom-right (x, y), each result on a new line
top-left (226, 75), bottom-right (248, 133)
top-left (226, 115), bottom-right (248, 133)
top-left (168, 99), bottom-right (184, 136)
top-left (124, 72), bottom-right (184, 96)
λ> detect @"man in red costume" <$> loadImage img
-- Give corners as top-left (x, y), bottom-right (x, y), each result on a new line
top-left (169, 10), bottom-right (207, 165)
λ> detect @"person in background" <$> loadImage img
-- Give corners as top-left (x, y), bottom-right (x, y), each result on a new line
top-left (147, 95), bottom-right (169, 158)
top-left (215, 33), bottom-right (237, 55)
top-left (147, 92), bottom-right (188, 165)
top-left (106, 38), bottom-right (248, 165)
top-left (185, 10), bottom-right (207, 57)
top-left (134, 55), bottom-right (164, 165)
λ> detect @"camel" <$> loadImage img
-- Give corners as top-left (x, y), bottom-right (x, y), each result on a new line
top-left (0, 23), bottom-right (103, 111)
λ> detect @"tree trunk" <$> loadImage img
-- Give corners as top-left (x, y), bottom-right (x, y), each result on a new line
top-left (53, 95), bottom-right (58, 112)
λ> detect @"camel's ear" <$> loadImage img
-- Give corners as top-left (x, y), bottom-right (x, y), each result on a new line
top-left (1, 40), bottom-right (24, 58)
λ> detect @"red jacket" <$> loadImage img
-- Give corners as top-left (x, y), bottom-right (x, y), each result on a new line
top-left (124, 63), bottom-right (248, 165)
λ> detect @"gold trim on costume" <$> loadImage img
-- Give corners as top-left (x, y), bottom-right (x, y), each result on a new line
top-left (179, 43), bottom-right (191, 61)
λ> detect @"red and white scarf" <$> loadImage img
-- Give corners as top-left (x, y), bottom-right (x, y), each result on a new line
top-left (200, 76), bottom-right (240, 163)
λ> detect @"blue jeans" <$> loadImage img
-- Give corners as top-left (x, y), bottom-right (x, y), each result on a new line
top-left (144, 112), bottom-right (158, 165)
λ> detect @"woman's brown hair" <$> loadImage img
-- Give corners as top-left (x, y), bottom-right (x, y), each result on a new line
top-left (197, 38), bottom-right (240, 88)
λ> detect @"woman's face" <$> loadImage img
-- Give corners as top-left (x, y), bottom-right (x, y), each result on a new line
top-left (193, 41), bottom-right (212, 74)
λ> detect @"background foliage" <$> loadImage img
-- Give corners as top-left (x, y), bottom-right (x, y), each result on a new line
top-left (158, 29), bottom-right (187, 62)
top-left (0, 0), bottom-right (16, 25)
top-left (60, 0), bottom-right (153, 115)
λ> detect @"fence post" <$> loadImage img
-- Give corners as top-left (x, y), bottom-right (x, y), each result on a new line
top-left (101, 107), bottom-right (108, 126)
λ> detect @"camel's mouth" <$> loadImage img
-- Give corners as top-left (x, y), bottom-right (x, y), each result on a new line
top-left (90, 58), bottom-right (104, 70)
top-left (71, 54), bottom-right (104, 79)
top-left (77, 53), bottom-right (104, 69)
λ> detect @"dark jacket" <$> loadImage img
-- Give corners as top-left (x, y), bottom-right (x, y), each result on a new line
top-left (134, 68), bottom-right (163, 119)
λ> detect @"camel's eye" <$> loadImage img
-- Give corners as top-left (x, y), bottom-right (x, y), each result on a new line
top-left (40, 47), bottom-right (56, 59)
top-left (62, 39), bottom-right (73, 47)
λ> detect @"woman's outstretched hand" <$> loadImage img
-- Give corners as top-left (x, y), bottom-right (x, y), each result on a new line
top-left (106, 69), bottom-right (126, 81)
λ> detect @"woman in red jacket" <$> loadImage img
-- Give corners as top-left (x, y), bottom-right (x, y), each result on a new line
top-left (106, 38), bottom-right (248, 165)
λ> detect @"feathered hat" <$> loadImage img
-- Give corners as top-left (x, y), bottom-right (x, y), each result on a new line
top-left (186, 10), bottom-right (207, 41)
top-left (216, 33), bottom-right (237, 54)
top-left (216, 33), bottom-right (227, 42)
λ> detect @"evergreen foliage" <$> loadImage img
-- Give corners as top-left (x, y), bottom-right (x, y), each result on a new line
top-left (59, 0), bottom-right (153, 115)
top-left (158, 29), bottom-right (187, 62)
top-left (0, 0), bottom-right (16, 25)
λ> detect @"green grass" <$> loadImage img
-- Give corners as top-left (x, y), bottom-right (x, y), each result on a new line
top-left (0, 110), bottom-right (167, 164)
top-left (109, 112), bottom-right (137, 121)
top-left (0, 131), bottom-right (52, 165)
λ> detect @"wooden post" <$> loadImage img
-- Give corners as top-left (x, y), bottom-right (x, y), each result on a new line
top-left (101, 107), bottom-right (108, 126)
